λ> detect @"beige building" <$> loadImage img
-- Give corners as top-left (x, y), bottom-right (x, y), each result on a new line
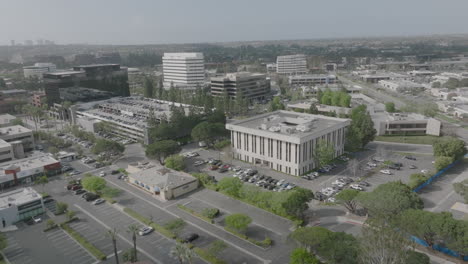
top-left (0, 126), bottom-right (34, 151)
top-left (226, 111), bottom-right (350, 176)
top-left (0, 139), bottom-right (13, 163)
top-left (276, 54), bottom-right (308, 75)
top-left (377, 113), bottom-right (441, 136)
top-left (127, 163), bottom-right (198, 200)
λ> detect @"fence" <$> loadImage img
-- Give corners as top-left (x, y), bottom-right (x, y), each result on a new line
top-left (412, 159), bottom-right (461, 193)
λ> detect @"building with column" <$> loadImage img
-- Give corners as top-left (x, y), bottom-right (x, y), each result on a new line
top-left (276, 54), bottom-right (308, 75)
top-left (210, 72), bottom-right (271, 102)
top-left (162, 53), bottom-right (205, 90)
top-left (226, 111), bottom-right (350, 176)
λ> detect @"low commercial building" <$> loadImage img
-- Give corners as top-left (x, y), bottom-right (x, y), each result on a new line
top-left (378, 80), bottom-right (425, 92)
top-left (23, 63), bottom-right (57, 78)
top-left (0, 125), bottom-right (34, 151)
top-left (127, 164), bottom-right (198, 200)
top-left (288, 74), bottom-right (337, 87)
top-left (0, 140), bottom-right (13, 163)
top-left (361, 74), bottom-right (390, 83)
top-left (226, 111), bottom-right (350, 176)
top-left (0, 114), bottom-right (17, 127)
top-left (0, 154), bottom-right (61, 189)
top-left (287, 102), bottom-right (352, 116)
top-left (377, 113), bottom-right (441, 136)
top-left (210, 72), bottom-right (271, 102)
top-left (0, 188), bottom-right (44, 227)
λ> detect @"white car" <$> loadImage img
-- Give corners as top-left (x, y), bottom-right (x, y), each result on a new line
top-left (367, 162), bottom-right (377, 167)
top-left (380, 169), bottom-right (392, 175)
top-left (350, 184), bottom-right (363, 191)
top-left (421, 169), bottom-right (429, 174)
top-left (98, 171), bottom-right (106, 177)
top-left (373, 157), bottom-right (385, 162)
top-left (327, 197), bottom-right (336, 203)
top-left (32, 215), bottom-right (42, 223)
top-left (194, 161), bottom-right (206, 166)
top-left (93, 198), bottom-right (105, 205)
top-left (138, 226), bottom-right (154, 236)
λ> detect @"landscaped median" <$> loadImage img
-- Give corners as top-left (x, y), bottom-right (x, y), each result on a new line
top-left (60, 223), bottom-right (107, 261)
top-left (193, 247), bottom-right (227, 264)
top-left (122, 207), bottom-right (176, 239)
top-left (177, 204), bottom-right (214, 223)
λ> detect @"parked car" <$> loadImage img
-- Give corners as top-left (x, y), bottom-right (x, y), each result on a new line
top-left (367, 162), bottom-right (377, 167)
top-left (421, 169), bottom-right (429, 174)
top-left (350, 184), bottom-right (364, 191)
top-left (75, 189), bottom-right (86, 195)
top-left (209, 165), bottom-right (219, 171)
top-left (71, 185), bottom-right (82, 191)
top-left (380, 169), bottom-right (392, 175)
top-left (358, 181), bottom-right (370, 187)
top-left (138, 226), bottom-right (154, 236)
top-left (372, 157), bottom-right (384, 162)
top-left (182, 233), bottom-right (199, 243)
top-left (32, 215), bottom-right (42, 223)
top-left (409, 165), bottom-right (417, 169)
top-left (70, 170), bottom-right (81, 176)
top-left (194, 160), bottom-right (206, 166)
top-left (111, 170), bottom-right (119, 175)
top-left (98, 171), bottom-right (106, 177)
top-left (218, 167), bottom-right (228, 173)
top-left (404, 155), bottom-right (417, 160)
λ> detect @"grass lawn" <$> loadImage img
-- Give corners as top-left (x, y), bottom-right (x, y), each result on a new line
top-left (436, 113), bottom-right (461, 124)
top-left (375, 135), bottom-right (439, 145)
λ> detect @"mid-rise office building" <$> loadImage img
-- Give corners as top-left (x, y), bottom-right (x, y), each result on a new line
top-left (0, 188), bottom-right (45, 227)
top-left (226, 111), bottom-right (350, 176)
top-left (163, 53), bottom-right (205, 89)
top-left (276, 54), bottom-right (308, 75)
top-left (288, 74), bottom-right (337, 87)
top-left (0, 125), bottom-right (34, 151)
top-left (23, 63), bottom-right (57, 79)
top-left (43, 64), bottom-right (129, 105)
top-left (0, 114), bottom-right (17, 127)
top-left (210, 72), bottom-right (271, 102)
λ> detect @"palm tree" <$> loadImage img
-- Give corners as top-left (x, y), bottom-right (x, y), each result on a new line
top-left (106, 228), bottom-right (119, 264)
top-left (170, 242), bottom-right (195, 264)
top-left (127, 224), bottom-right (139, 262)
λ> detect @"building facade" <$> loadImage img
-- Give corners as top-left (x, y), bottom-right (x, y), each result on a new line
top-left (226, 111), bottom-right (350, 176)
top-left (0, 188), bottom-right (44, 227)
top-left (162, 53), bottom-right (205, 89)
top-left (288, 74), bottom-right (337, 87)
top-left (0, 125), bottom-right (34, 151)
top-left (377, 113), bottom-right (441, 136)
top-left (210, 72), bottom-right (271, 102)
top-left (23, 63), bottom-right (57, 79)
top-left (276, 54), bottom-right (308, 75)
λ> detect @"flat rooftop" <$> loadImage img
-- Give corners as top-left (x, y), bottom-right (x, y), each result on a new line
top-left (0, 188), bottom-right (41, 209)
top-left (227, 110), bottom-right (349, 138)
top-left (289, 74), bottom-right (336, 79)
top-left (0, 125), bottom-right (32, 136)
top-left (0, 154), bottom-right (58, 173)
top-left (0, 139), bottom-right (10, 149)
top-left (0, 89), bottom-right (27, 94)
top-left (43, 70), bottom-right (84, 76)
top-left (0, 114), bottom-right (16, 125)
top-left (130, 165), bottom-right (196, 189)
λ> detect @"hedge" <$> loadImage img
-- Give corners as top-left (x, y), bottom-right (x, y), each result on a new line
top-left (177, 204), bottom-right (214, 223)
top-left (60, 223), bottom-right (107, 260)
top-left (224, 227), bottom-right (272, 248)
top-left (193, 247), bottom-right (227, 264)
top-left (123, 208), bottom-right (176, 239)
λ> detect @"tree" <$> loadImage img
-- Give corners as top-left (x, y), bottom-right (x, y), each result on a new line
top-left (453, 179), bottom-right (468, 203)
top-left (82, 176), bottom-right (107, 194)
top-left (143, 77), bottom-right (154, 98)
top-left (408, 173), bottom-right (429, 189)
top-left (385, 102), bottom-right (396, 113)
top-left (447, 220), bottom-right (468, 260)
top-left (56, 202), bottom-right (68, 215)
top-left (122, 248), bottom-right (137, 263)
top-left (314, 140), bottom-right (335, 169)
top-left (356, 181), bottom-right (423, 219)
top-left (11, 118), bottom-right (23, 126)
top-left (433, 137), bottom-right (466, 160)
top-left (289, 248), bottom-right (320, 264)
top-left (48, 146), bottom-right (59, 156)
top-left (359, 219), bottom-right (410, 264)
top-left (308, 103), bottom-right (319, 114)
top-left (66, 210), bottom-right (76, 221)
top-left (282, 188), bottom-right (314, 219)
top-left (225, 213), bottom-right (252, 234)
top-left (335, 189), bottom-right (360, 214)
top-left (217, 177), bottom-right (243, 197)
top-left (92, 139), bottom-right (124, 155)
top-left (207, 240), bottom-right (227, 257)
top-left (434, 156), bottom-right (454, 171)
top-left (127, 224), bottom-right (139, 262)
top-left (35, 175), bottom-right (49, 192)
top-left (165, 155), bottom-right (185, 171)
top-left (269, 96), bottom-right (285, 111)
top-left (191, 122), bottom-right (227, 146)
top-left (106, 228), bottom-right (119, 264)
top-left (346, 105), bottom-right (376, 150)
top-left (444, 78), bottom-right (459, 89)
top-left (170, 242), bottom-right (195, 264)
top-left (145, 140), bottom-right (181, 164)
top-left (431, 81), bottom-right (441, 88)
top-left (405, 251), bottom-right (430, 264)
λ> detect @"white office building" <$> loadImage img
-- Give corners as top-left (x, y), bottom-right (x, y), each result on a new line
top-left (23, 63), bottom-right (56, 79)
top-left (226, 111), bottom-right (350, 176)
top-left (162, 53), bottom-right (205, 90)
top-left (289, 74), bottom-right (337, 87)
top-left (0, 188), bottom-right (44, 227)
top-left (276, 54), bottom-right (308, 75)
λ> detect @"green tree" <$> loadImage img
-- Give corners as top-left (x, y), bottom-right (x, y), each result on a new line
top-left (408, 173), bottom-right (429, 189)
top-left (433, 137), bottom-right (466, 160)
top-left (11, 118), bottom-right (23, 126)
top-left (308, 103), bottom-right (319, 114)
top-left (385, 102), bottom-right (396, 113)
top-left (0, 232), bottom-right (7, 253)
top-left (447, 220), bottom-right (468, 260)
top-left (335, 189), bottom-right (360, 213)
top-left (82, 176), bottom-right (107, 194)
top-left (106, 228), bottom-right (120, 264)
top-left (225, 213), bottom-right (252, 234)
top-left (170, 242), bottom-right (195, 264)
top-left (218, 177), bottom-right (243, 197)
top-left (346, 105), bottom-right (376, 150)
top-left (191, 173), bottom-right (215, 187)
top-left (35, 175), bottom-right (49, 192)
top-left (66, 210), bottom-right (76, 221)
top-left (127, 224), bottom-right (139, 262)
top-left (405, 251), bottom-right (430, 264)
top-left (453, 179), bottom-right (468, 203)
top-left (289, 248), bottom-right (320, 264)
top-left (269, 96), bottom-right (285, 111)
top-left (56, 202), bottom-right (68, 215)
top-left (356, 181), bottom-right (423, 219)
top-left (207, 240), bottom-right (227, 257)
top-left (143, 77), bottom-right (154, 98)
top-left (122, 248), bottom-right (137, 263)
top-left (282, 188), bottom-right (314, 219)
top-left (145, 140), bottom-right (181, 164)
top-left (434, 156), bottom-right (454, 171)
top-left (165, 155), bottom-right (185, 171)
top-left (0, 78), bottom-right (6, 88)
top-left (444, 78), bottom-right (460, 89)
top-left (191, 122), bottom-right (227, 146)
top-left (431, 81), bottom-right (441, 88)
top-left (314, 139), bottom-right (335, 169)
top-left (92, 139), bottom-right (124, 155)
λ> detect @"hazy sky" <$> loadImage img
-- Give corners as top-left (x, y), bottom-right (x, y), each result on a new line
top-left (1, 0), bottom-right (468, 45)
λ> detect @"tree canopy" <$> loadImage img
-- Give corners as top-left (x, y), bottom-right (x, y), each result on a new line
top-left (191, 122), bottom-right (227, 146)
top-left (335, 189), bottom-right (360, 213)
top-left (433, 137), bottom-right (466, 160)
top-left (145, 140), bottom-right (181, 164)
top-left (269, 96), bottom-right (285, 111)
top-left (164, 154), bottom-right (185, 171)
top-left (289, 248), bottom-right (320, 264)
top-left (92, 139), bottom-right (124, 155)
top-left (314, 139), bottom-right (335, 169)
top-left (82, 176), bottom-right (107, 194)
top-left (281, 188), bottom-right (314, 219)
top-left (346, 105), bottom-right (376, 151)
top-left (385, 102), bottom-right (396, 113)
top-left (225, 213), bottom-right (252, 234)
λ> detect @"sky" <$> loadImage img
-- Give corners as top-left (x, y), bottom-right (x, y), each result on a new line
top-left (1, 0), bottom-right (468, 45)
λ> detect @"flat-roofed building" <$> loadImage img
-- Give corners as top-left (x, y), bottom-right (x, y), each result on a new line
top-left (0, 139), bottom-right (13, 163)
top-left (276, 54), bottom-right (307, 75)
top-left (289, 74), bottom-right (337, 87)
top-left (226, 111), bottom-right (350, 176)
top-left (0, 125), bottom-right (34, 151)
top-left (210, 72), bottom-right (270, 102)
top-left (162, 53), bottom-right (205, 90)
top-left (378, 80), bottom-right (425, 92)
top-left (0, 114), bottom-right (17, 127)
top-left (23, 63), bottom-right (56, 78)
top-left (0, 187), bottom-right (45, 227)
top-left (377, 113), bottom-right (441, 136)
top-left (127, 163), bottom-right (198, 200)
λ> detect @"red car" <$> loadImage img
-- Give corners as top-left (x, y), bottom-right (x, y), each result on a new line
top-left (71, 185), bottom-right (82, 191)
top-left (222, 164), bottom-right (231, 169)
top-left (209, 165), bottom-right (219, 171)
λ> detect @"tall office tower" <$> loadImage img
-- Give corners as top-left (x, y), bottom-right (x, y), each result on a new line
top-left (162, 53), bottom-right (205, 90)
top-left (276, 54), bottom-right (308, 75)
top-left (210, 72), bottom-right (271, 102)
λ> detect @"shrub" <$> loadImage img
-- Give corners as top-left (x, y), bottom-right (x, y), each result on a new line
top-left (122, 248), bottom-right (137, 262)
top-left (213, 139), bottom-right (231, 150)
top-left (225, 214), bottom-right (251, 234)
top-left (201, 208), bottom-right (220, 219)
top-left (434, 156), bottom-right (454, 171)
top-left (193, 247), bottom-right (227, 264)
top-left (55, 202), bottom-right (68, 215)
top-left (163, 218), bottom-right (186, 235)
top-left (164, 154), bottom-right (185, 171)
top-left (177, 204), bottom-right (214, 223)
top-left (408, 173), bottom-right (429, 189)
top-left (44, 219), bottom-right (57, 232)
